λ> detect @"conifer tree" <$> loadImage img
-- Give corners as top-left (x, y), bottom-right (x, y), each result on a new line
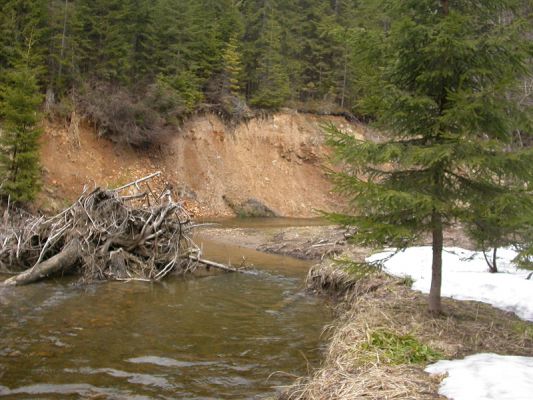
top-left (47, 0), bottom-right (75, 94)
top-left (0, 47), bottom-right (43, 203)
top-left (151, 0), bottom-right (192, 76)
top-left (0, 0), bottom-right (48, 73)
top-left (129, 0), bottom-right (156, 83)
top-left (248, 3), bottom-right (290, 109)
top-left (467, 188), bottom-right (533, 273)
top-left (294, 0), bottom-right (337, 102)
top-left (221, 35), bottom-right (244, 96)
top-left (326, 0), bottom-right (533, 313)
top-left (72, 0), bottom-right (133, 84)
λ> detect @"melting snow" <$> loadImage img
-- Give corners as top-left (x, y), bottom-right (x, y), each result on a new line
top-left (367, 246), bottom-right (533, 321)
top-left (425, 353), bottom-right (533, 400)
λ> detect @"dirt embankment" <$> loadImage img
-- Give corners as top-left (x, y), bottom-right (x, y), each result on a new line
top-left (38, 111), bottom-right (363, 217)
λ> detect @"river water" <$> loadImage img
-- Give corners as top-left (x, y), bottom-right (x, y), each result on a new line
top-left (0, 222), bottom-right (331, 399)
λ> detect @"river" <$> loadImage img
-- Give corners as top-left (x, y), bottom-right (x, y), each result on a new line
top-left (0, 220), bottom-right (331, 399)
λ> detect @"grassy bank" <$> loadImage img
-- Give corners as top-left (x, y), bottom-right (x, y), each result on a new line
top-left (281, 257), bottom-right (533, 399)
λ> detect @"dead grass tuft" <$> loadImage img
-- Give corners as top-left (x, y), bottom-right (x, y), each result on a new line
top-left (305, 248), bottom-right (377, 300)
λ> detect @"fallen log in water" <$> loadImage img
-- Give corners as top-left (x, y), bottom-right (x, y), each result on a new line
top-left (189, 255), bottom-right (251, 273)
top-left (2, 239), bottom-right (81, 286)
top-left (0, 174), bottom-right (240, 286)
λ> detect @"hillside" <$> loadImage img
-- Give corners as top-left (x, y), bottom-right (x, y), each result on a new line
top-left (38, 111), bottom-right (362, 217)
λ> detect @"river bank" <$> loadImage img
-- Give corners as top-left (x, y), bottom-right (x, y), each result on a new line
top-left (37, 112), bottom-right (360, 218)
top-left (197, 221), bottom-right (475, 262)
top-left (232, 224), bottom-right (531, 400)
top-left (282, 267), bottom-right (532, 399)
top-left (198, 220), bottom-right (532, 399)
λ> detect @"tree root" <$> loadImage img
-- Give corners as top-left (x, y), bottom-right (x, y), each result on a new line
top-left (0, 173), bottom-right (242, 285)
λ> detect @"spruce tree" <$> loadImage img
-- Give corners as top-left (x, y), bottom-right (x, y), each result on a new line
top-left (221, 35), bottom-right (244, 96)
top-left (0, 0), bottom-right (48, 75)
top-left (327, 0), bottom-right (533, 313)
top-left (248, 4), bottom-right (290, 109)
top-left (129, 0), bottom-right (157, 83)
top-left (0, 49), bottom-right (43, 203)
top-left (47, 0), bottom-right (76, 94)
top-left (72, 0), bottom-right (133, 84)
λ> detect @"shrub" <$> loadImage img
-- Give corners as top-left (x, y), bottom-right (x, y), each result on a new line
top-left (76, 82), bottom-right (163, 147)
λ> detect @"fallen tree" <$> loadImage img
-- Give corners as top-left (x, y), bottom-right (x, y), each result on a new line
top-left (0, 174), bottom-right (240, 286)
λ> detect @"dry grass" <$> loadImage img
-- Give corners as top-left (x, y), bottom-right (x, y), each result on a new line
top-left (305, 247), bottom-right (372, 300)
top-left (282, 263), bottom-right (533, 400)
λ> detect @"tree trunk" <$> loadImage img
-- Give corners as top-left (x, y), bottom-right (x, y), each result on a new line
top-left (56, 0), bottom-right (69, 85)
top-left (2, 239), bottom-right (80, 286)
top-left (482, 247), bottom-right (498, 273)
top-left (340, 46), bottom-right (347, 108)
top-left (441, 0), bottom-right (449, 15)
top-left (429, 211), bottom-right (443, 313)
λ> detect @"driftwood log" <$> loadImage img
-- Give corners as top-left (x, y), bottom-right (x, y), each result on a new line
top-left (3, 239), bottom-right (81, 286)
top-left (1, 173), bottom-right (242, 286)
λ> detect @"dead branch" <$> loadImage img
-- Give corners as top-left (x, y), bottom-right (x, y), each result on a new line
top-left (189, 255), bottom-right (249, 273)
top-left (113, 171), bottom-right (162, 192)
top-left (3, 239), bottom-right (81, 286)
top-left (0, 173), bottom-right (240, 285)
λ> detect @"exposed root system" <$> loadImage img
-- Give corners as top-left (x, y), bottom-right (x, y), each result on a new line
top-left (1, 173), bottom-right (233, 285)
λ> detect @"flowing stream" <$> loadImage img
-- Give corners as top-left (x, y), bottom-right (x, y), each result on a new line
top-left (0, 220), bottom-right (331, 399)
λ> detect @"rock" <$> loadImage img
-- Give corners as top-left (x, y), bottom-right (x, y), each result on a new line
top-left (222, 195), bottom-right (278, 217)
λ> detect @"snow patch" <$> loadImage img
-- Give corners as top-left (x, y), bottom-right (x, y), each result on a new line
top-left (367, 247), bottom-right (533, 321)
top-left (425, 353), bottom-right (533, 400)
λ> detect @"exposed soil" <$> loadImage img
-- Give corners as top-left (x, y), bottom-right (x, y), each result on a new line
top-left (38, 111), bottom-right (363, 218)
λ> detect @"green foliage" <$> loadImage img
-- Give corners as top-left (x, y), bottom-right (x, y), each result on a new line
top-left (1, 0), bottom-right (387, 119)
top-left (512, 321), bottom-right (533, 341)
top-left (0, 0), bottom-right (48, 72)
top-left (0, 53), bottom-right (43, 202)
top-left (327, 0), bottom-right (532, 243)
top-left (361, 329), bottom-right (443, 365)
top-left (513, 240), bottom-right (533, 271)
top-left (245, 2), bottom-right (290, 109)
top-left (155, 72), bottom-right (204, 114)
top-left (222, 35), bottom-right (244, 96)
top-left (72, 0), bottom-right (134, 84)
top-left (466, 191), bottom-right (533, 271)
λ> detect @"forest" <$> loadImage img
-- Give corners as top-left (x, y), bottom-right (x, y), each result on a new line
top-left (1, 1), bottom-right (531, 143)
top-left (0, 0), bottom-right (374, 143)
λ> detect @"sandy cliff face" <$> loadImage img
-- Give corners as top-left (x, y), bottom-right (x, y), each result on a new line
top-left (38, 111), bottom-right (363, 217)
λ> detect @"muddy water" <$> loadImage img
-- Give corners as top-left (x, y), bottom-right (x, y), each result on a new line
top-left (200, 217), bottom-right (329, 229)
top-left (0, 223), bottom-right (331, 399)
